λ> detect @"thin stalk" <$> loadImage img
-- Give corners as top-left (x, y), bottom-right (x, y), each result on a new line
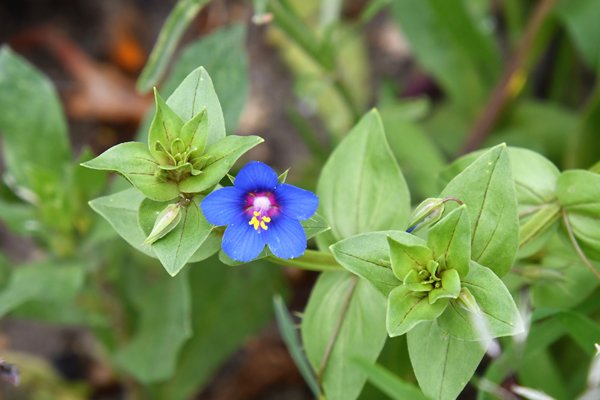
top-left (318, 276), bottom-right (358, 381)
top-left (562, 210), bottom-right (600, 280)
top-left (267, 249), bottom-right (341, 272)
top-left (461, 0), bottom-right (556, 153)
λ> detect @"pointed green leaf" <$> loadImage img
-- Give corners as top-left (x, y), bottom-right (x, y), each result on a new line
top-left (557, 169), bottom-right (600, 260)
top-left (0, 46), bottom-right (71, 189)
top-left (441, 144), bottom-right (518, 276)
top-left (89, 188), bottom-right (154, 257)
top-left (302, 271), bottom-right (387, 400)
top-left (167, 66), bottom-right (226, 145)
top-left (387, 285), bottom-right (448, 337)
top-left (317, 110), bottom-right (410, 242)
top-left (149, 89), bottom-right (184, 163)
top-left (82, 142), bottom-right (180, 202)
top-left (178, 135), bottom-right (263, 194)
top-left (437, 261), bottom-right (523, 341)
top-left (388, 235), bottom-right (432, 282)
top-left (428, 205), bottom-right (471, 277)
top-left (115, 268), bottom-right (191, 383)
top-left (428, 269), bottom-right (461, 304)
top-left (180, 107), bottom-right (208, 153)
top-left (407, 321), bottom-right (486, 400)
top-left (330, 231), bottom-right (420, 297)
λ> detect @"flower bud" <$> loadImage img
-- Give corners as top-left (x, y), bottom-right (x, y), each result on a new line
top-left (406, 198), bottom-right (445, 233)
top-left (457, 287), bottom-right (480, 314)
top-left (144, 203), bottom-right (182, 245)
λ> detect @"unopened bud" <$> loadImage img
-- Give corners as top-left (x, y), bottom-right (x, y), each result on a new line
top-left (457, 287), bottom-right (480, 314)
top-left (144, 203), bottom-right (182, 245)
top-left (406, 198), bottom-right (445, 233)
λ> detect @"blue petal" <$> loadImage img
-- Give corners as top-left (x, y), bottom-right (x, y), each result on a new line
top-left (275, 183), bottom-right (319, 220)
top-left (222, 218), bottom-right (266, 262)
top-left (263, 214), bottom-right (307, 259)
top-left (234, 161), bottom-right (278, 192)
top-left (200, 186), bottom-right (245, 226)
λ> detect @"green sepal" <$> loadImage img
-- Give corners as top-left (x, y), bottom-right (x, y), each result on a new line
top-left (387, 285), bottom-right (448, 337)
top-left (437, 261), bottom-right (523, 340)
top-left (428, 205), bottom-right (471, 277)
top-left (81, 142), bottom-right (180, 202)
top-left (180, 107), bottom-right (208, 153)
top-left (149, 88), bottom-right (184, 164)
top-left (387, 235), bottom-right (432, 281)
top-left (178, 135), bottom-right (263, 194)
top-left (428, 268), bottom-right (461, 304)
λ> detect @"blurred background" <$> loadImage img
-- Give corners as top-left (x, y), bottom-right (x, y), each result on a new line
top-left (0, 0), bottom-right (598, 398)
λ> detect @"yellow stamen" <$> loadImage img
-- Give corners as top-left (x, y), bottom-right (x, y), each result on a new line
top-left (249, 213), bottom-right (271, 231)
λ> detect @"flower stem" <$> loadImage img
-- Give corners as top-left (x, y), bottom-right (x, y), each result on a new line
top-left (562, 210), bottom-right (600, 281)
top-left (267, 250), bottom-right (341, 272)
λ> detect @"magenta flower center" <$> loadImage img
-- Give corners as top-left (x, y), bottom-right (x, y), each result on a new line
top-left (245, 191), bottom-right (279, 231)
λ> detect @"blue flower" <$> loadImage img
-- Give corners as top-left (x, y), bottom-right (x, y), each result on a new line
top-left (201, 161), bottom-right (319, 262)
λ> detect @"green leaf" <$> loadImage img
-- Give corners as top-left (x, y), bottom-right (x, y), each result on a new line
top-left (82, 142), bottom-right (180, 202)
top-left (387, 234), bottom-right (432, 281)
top-left (317, 110), bottom-right (410, 241)
top-left (274, 295), bottom-right (321, 398)
top-left (330, 231), bottom-right (408, 297)
top-left (163, 24), bottom-right (249, 132)
top-left (89, 188), bottom-right (154, 257)
top-left (139, 198), bottom-right (211, 276)
top-left (0, 260), bottom-right (85, 318)
top-left (532, 239), bottom-right (600, 309)
top-left (178, 135), bottom-right (263, 193)
top-left (557, 169), bottom-right (600, 259)
top-left (0, 46), bottom-right (71, 189)
top-left (407, 321), bottom-right (486, 400)
top-left (428, 205), bottom-right (471, 277)
top-left (152, 259), bottom-right (286, 399)
top-left (352, 358), bottom-right (429, 400)
top-left (505, 147), bottom-right (560, 211)
top-left (302, 271), bottom-right (387, 400)
top-left (180, 108), bottom-right (208, 153)
top-left (390, 0), bottom-right (499, 114)
top-left (0, 199), bottom-right (37, 235)
top-left (167, 67), bottom-right (226, 146)
top-left (136, 0), bottom-right (211, 92)
top-left (387, 285), bottom-right (448, 337)
top-left (555, 0), bottom-right (600, 69)
top-left (441, 144), bottom-right (518, 276)
top-left (437, 261), bottom-right (523, 341)
top-left (115, 268), bottom-right (191, 383)
top-left (149, 89), bottom-right (184, 163)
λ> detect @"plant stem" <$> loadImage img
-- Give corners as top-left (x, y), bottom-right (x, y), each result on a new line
top-left (318, 276), bottom-right (358, 381)
top-left (267, 249), bottom-right (342, 272)
top-left (461, 0), bottom-right (556, 154)
top-left (562, 210), bottom-right (600, 281)
top-left (268, 0), bottom-right (361, 122)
